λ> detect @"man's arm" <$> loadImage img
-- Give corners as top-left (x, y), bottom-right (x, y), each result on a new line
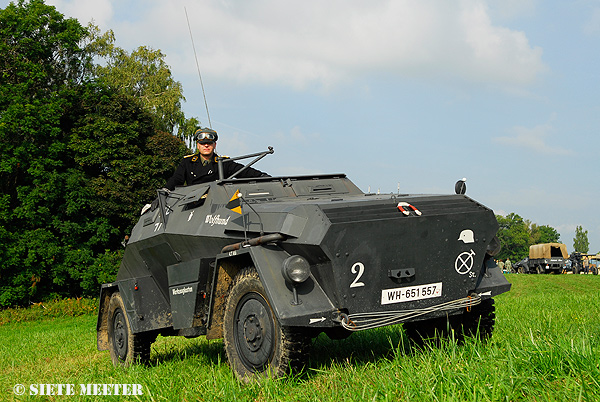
top-left (165, 159), bottom-right (187, 190)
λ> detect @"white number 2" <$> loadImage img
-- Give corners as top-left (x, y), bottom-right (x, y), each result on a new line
top-left (350, 262), bottom-right (365, 288)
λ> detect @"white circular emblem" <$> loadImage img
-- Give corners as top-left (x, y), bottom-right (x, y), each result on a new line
top-left (455, 250), bottom-right (476, 275)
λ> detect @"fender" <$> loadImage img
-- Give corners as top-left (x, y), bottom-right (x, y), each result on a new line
top-left (473, 257), bottom-right (512, 297)
top-left (96, 282), bottom-right (118, 351)
top-left (206, 244), bottom-right (338, 339)
top-left (248, 245), bottom-right (338, 327)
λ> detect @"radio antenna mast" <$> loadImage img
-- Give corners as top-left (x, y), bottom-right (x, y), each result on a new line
top-left (185, 7), bottom-right (212, 128)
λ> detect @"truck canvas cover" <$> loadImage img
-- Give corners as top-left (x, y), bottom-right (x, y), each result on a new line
top-left (529, 243), bottom-right (568, 259)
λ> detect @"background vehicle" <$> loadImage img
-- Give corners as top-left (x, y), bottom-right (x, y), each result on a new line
top-left (96, 149), bottom-right (511, 381)
top-left (513, 258), bottom-right (529, 274)
top-left (569, 252), bottom-right (599, 275)
top-left (515, 243), bottom-right (568, 274)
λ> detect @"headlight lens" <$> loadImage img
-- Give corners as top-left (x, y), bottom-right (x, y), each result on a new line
top-left (282, 255), bottom-right (311, 284)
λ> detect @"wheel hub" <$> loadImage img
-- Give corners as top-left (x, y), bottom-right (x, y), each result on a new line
top-left (234, 294), bottom-right (275, 369)
top-left (112, 310), bottom-right (128, 359)
top-left (243, 314), bottom-right (263, 351)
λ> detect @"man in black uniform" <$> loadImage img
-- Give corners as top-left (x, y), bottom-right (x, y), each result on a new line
top-left (164, 128), bottom-right (269, 191)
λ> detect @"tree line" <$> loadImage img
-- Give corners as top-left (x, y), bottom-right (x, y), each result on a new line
top-left (495, 213), bottom-right (590, 262)
top-left (0, 0), bottom-right (198, 307)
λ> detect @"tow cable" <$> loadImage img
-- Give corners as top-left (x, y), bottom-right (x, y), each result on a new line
top-left (340, 293), bottom-right (482, 331)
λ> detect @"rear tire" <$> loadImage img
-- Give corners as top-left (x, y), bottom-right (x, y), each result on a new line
top-left (107, 292), bottom-right (153, 366)
top-left (460, 298), bottom-right (495, 341)
top-left (223, 267), bottom-right (310, 382)
top-left (403, 315), bottom-right (456, 346)
top-left (404, 298), bottom-right (495, 346)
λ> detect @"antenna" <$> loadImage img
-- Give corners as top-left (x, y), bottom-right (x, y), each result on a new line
top-left (185, 7), bottom-right (212, 128)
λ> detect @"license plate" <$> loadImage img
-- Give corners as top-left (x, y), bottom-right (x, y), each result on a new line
top-left (381, 282), bottom-right (442, 305)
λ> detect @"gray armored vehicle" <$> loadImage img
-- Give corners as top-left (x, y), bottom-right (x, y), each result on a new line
top-left (96, 148), bottom-right (511, 381)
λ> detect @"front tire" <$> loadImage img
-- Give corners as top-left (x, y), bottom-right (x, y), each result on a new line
top-left (107, 292), bottom-right (153, 366)
top-left (223, 267), bottom-right (309, 382)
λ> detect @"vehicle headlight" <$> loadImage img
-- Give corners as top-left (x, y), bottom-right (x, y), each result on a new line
top-left (282, 255), bottom-right (311, 284)
top-left (486, 236), bottom-right (501, 256)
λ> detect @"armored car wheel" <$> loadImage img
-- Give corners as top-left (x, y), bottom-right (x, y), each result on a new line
top-left (403, 315), bottom-right (455, 346)
top-left (404, 298), bottom-right (496, 346)
top-left (223, 267), bottom-right (310, 382)
top-left (460, 298), bottom-right (495, 341)
top-left (107, 292), bottom-right (153, 366)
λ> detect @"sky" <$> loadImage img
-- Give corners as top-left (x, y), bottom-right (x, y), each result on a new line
top-left (4, 0), bottom-right (599, 252)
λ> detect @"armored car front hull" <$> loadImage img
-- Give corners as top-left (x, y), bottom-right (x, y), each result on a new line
top-left (97, 173), bottom-right (510, 381)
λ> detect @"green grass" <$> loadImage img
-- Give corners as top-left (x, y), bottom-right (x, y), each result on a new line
top-left (1, 274), bottom-right (599, 401)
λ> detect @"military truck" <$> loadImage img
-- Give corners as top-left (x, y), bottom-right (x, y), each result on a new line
top-left (96, 148), bottom-right (511, 381)
top-left (515, 243), bottom-right (568, 274)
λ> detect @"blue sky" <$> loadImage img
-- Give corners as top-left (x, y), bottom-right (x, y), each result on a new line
top-left (5, 0), bottom-right (599, 252)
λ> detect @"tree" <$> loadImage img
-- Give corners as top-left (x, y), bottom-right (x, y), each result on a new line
top-left (0, 0), bottom-right (188, 306)
top-left (89, 25), bottom-right (199, 142)
top-left (573, 225), bottom-right (589, 254)
top-left (495, 213), bottom-right (562, 262)
top-left (495, 213), bottom-right (531, 261)
top-left (0, 0), bottom-right (92, 306)
top-left (530, 224), bottom-right (560, 244)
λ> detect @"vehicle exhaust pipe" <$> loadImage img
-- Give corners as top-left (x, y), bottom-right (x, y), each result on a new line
top-left (221, 233), bottom-right (285, 253)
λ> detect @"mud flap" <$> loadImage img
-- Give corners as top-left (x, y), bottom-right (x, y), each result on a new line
top-left (474, 259), bottom-right (512, 297)
top-left (96, 282), bottom-right (118, 351)
top-left (247, 245), bottom-right (338, 327)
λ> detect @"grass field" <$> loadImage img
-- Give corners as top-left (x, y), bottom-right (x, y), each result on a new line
top-left (1, 274), bottom-right (599, 401)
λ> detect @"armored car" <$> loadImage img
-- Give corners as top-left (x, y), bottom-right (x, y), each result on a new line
top-left (96, 149), bottom-right (511, 381)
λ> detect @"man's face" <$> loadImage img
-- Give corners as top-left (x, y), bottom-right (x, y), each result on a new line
top-left (197, 141), bottom-right (216, 158)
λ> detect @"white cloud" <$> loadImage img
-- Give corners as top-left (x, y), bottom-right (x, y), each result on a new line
top-left (46, 0), bottom-right (113, 27)
top-left (44, 0), bottom-right (547, 91)
top-left (486, 0), bottom-right (537, 19)
top-left (493, 123), bottom-right (574, 155)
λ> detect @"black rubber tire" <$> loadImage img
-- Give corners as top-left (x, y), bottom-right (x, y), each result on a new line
top-left (460, 298), bottom-right (495, 341)
top-left (223, 267), bottom-right (310, 382)
top-left (404, 298), bottom-right (496, 346)
top-left (403, 315), bottom-right (455, 346)
top-left (107, 292), bottom-right (153, 366)
top-left (324, 326), bottom-right (353, 341)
